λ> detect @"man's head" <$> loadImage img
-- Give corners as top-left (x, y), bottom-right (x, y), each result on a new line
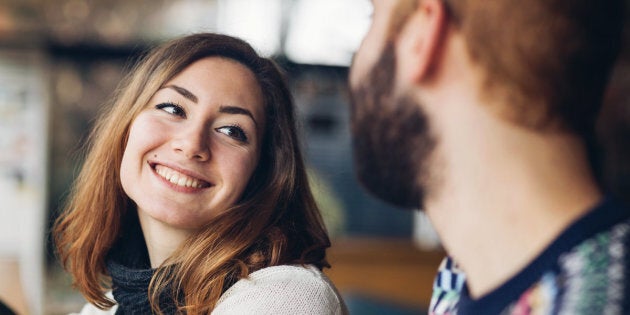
top-left (349, 0), bottom-right (624, 209)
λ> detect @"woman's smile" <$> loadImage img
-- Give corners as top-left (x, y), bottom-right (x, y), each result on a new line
top-left (151, 162), bottom-right (212, 190)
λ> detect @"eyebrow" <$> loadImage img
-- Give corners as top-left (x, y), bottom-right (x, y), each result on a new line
top-left (164, 84), bottom-right (198, 103)
top-left (162, 84), bottom-right (259, 127)
top-left (219, 105), bottom-right (258, 128)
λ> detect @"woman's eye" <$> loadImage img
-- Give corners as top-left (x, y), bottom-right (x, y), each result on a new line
top-left (156, 102), bottom-right (185, 117)
top-left (216, 126), bottom-right (248, 143)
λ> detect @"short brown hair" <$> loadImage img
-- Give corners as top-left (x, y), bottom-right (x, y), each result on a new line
top-left (445, 0), bottom-right (624, 136)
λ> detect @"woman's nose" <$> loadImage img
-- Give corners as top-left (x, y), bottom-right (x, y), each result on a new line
top-left (171, 125), bottom-right (211, 161)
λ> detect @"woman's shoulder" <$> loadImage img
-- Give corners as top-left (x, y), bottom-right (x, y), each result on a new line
top-left (212, 264), bottom-right (347, 315)
top-left (242, 264), bottom-right (332, 284)
top-left (70, 292), bottom-right (117, 315)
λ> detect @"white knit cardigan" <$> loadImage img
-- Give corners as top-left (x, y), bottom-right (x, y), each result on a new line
top-left (73, 265), bottom-right (348, 315)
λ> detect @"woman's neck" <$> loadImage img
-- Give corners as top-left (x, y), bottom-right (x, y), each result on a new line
top-left (137, 210), bottom-right (192, 268)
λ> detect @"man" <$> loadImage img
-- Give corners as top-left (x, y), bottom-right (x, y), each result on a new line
top-left (349, 0), bottom-right (629, 314)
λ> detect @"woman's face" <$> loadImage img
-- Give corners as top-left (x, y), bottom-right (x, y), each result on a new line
top-left (120, 57), bottom-right (265, 230)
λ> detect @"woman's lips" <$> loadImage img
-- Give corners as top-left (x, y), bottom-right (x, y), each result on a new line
top-left (152, 163), bottom-right (211, 189)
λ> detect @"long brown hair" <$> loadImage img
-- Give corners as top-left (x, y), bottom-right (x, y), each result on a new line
top-left (54, 33), bottom-right (330, 313)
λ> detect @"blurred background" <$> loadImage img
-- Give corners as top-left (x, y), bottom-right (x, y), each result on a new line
top-left (0, 0), bottom-right (627, 314)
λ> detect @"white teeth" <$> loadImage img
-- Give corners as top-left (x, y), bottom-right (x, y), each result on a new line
top-left (170, 174), bottom-right (179, 184)
top-left (154, 165), bottom-right (205, 188)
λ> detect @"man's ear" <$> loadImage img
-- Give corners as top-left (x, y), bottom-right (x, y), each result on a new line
top-left (397, 0), bottom-right (448, 84)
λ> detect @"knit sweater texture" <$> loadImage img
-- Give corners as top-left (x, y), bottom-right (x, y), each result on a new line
top-left (73, 264), bottom-right (347, 315)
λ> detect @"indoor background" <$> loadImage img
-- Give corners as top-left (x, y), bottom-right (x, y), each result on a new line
top-left (0, 0), bottom-right (627, 314)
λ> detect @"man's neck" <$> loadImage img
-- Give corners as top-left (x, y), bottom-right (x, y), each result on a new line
top-left (425, 112), bottom-right (602, 298)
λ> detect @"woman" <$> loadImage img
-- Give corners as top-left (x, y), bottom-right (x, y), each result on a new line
top-left (54, 33), bottom-right (347, 314)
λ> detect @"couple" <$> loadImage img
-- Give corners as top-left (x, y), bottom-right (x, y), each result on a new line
top-left (56, 0), bottom-right (630, 314)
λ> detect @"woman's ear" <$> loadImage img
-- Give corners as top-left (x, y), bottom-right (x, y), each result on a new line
top-left (396, 0), bottom-right (448, 84)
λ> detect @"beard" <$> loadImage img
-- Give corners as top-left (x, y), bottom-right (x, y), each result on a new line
top-left (349, 42), bottom-right (436, 210)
